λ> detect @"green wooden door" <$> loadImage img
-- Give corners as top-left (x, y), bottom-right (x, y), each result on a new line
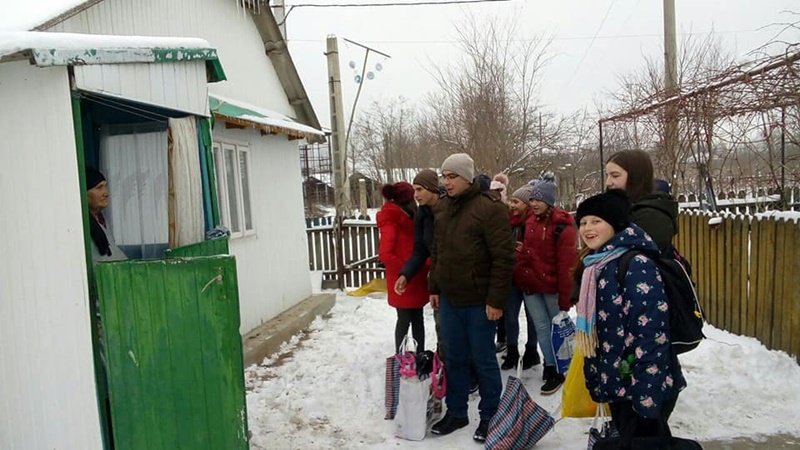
top-left (95, 256), bottom-right (248, 450)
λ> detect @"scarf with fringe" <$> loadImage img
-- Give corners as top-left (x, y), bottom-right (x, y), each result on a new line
top-left (576, 247), bottom-right (628, 357)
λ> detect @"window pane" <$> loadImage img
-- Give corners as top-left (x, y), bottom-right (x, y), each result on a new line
top-left (224, 148), bottom-right (241, 233)
top-left (239, 150), bottom-right (253, 231)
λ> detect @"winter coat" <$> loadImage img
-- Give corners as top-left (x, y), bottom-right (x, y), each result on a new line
top-left (429, 182), bottom-right (514, 309)
top-left (632, 192), bottom-right (679, 252)
top-left (399, 203), bottom-right (435, 281)
top-left (90, 215), bottom-right (127, 264)
top-left (514, 207), bottom-right (578, 310)
top-left (377, 202), bottom-right (429, 309)
top-left (582, 224), bottom-right (686, 419)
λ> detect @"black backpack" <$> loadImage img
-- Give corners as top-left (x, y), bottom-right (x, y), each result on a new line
top-left (616, 247), bottom-right (705, 355)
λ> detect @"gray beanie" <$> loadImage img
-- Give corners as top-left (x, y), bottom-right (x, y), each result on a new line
top-left (531, 179), bottom-right (557, 206)
top-left (511, 185), bottom-right (534, 203)
top-left (441, 153), bottom-right (475, 183)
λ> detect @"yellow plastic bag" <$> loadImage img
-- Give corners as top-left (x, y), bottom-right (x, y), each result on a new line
top-left (346, 278), bottom-right (387, 296)
top-left (561, 346), bottom-right (608, 418)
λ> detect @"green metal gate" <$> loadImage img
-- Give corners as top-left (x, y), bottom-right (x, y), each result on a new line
top-left (95, 255), bottom-right (248, 450)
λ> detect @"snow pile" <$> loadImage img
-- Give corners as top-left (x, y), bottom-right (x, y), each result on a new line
top-left (246, 292), bottom-right (800, 448)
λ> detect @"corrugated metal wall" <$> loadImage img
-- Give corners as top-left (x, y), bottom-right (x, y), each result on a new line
top-left (0, 61), bottom-right (103, 449)
top-left (47, 0), bottom-right (296, 118)
top-left (74, 61), bottom-right (210, 116)
top-left (47, 0), bottom-right (315, 335)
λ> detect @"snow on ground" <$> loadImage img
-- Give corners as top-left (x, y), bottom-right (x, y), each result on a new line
top-left (245, 291), bottom-right (800, 449)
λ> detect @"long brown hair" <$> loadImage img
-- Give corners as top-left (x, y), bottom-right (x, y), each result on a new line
top-left (607, 150), bottom-right (654, 203)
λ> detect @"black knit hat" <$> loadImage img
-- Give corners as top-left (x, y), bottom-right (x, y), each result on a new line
top-left (86, 166), bottom-right (106, 191)
top-left (575, 189), bottom-right (631, 233)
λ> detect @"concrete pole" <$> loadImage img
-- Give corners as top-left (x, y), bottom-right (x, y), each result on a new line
top-left (273, 0), bottom-right (287, 39)
top-left (358, 179), bottom-right (368, 219)
top-left (663, 0), bottom-right (679, 169)
top-left (326, 35), bottom-right (350, 218)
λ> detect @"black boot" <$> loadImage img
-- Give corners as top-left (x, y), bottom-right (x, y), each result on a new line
top-left (431, 414), bottom-right (469, 435)
top-left (521, 346), bottom-right (540, 370)
top-left (541, 365), bottom-right (565, 395)
top-left (501, 345), bottom-right (520, 371)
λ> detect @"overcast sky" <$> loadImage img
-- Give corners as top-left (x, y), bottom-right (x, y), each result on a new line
top-left (282, 0), bottom-right (799, 128)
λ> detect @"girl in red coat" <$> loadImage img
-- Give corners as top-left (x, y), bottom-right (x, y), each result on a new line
top-left (516, 176), bottom-right (578, 395)
top-left (377, 182), bottom-right (430, 352)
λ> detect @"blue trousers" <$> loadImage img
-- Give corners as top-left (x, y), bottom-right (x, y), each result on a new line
top-left (440, 296), bottom-right (502, 421)
top-left (523, 293), bottom-right (560, 366)
top-left (505, 284), bottom-right (538, 350)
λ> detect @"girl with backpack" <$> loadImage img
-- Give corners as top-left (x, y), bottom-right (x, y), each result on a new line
top-left (517, 176), bottom-right (578, 395)
top-left (574, 189), bottom-right (686, 449)
top-left (605, 150), bottom-right (678, 252)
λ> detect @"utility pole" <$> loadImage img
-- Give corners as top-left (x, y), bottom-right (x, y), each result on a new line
top-left (663, 0), bottom-right (679, 175)
top-left (326, 35), bottom-right (351, 218)
top-left (273, 0), bottom-right (287, 38)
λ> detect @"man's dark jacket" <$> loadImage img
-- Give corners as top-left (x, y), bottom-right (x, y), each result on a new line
top-left (399, 203), bottom-right (435, 281)
top-left (631, 192), bottom-right (678, 252)
top-left (428, 182), bottom-right (514, 309)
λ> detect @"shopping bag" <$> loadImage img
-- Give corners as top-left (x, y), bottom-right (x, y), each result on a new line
top-left (384, 356), bottom-right (400, 419)
top-left (395, 375), bottom-right (432, 440)
top-left (430, 351), bottom-right (446, 400)
top-left (551, 311), bottom-right (576, 375)
top-left (386, 335), bottom-right (417, 420)
top-left (485, 362), bottom-right (555, 449)
top-left (587, 403), bottom-right (618, 450)
top-left (562, 346), bottom-right (608, 418)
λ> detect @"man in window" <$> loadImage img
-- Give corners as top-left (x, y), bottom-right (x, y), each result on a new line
top-left (428, 153), bottom-right (514, 442)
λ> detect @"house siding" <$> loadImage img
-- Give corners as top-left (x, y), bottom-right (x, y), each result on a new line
top-left (47, 0), bottom-right (296, 118)
top-left (48, 0), bottom-right (316, 333)
top-left (74, 61), bottom-right (210, 116)
top-left (213, 125), bottom-right (312, 334)
top-left (0, 61), bottom-right (103, 449)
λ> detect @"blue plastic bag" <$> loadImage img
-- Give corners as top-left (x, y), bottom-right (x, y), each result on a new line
top-left (551, 311), bottom-right (576, 375)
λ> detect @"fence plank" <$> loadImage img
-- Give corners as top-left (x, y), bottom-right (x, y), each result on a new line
top-left (783, 222), bottom-right (797, 357)
top-left (715, 216), bottom-right (726, 330)
top-left (746, 218), bottom-right (759, 338)
top-left (709, 217), bottom-right (720, 326)
top-left (792, 223), bottom-right (800, 360)
top-left (728, 216), bottom-right (742, 335)
top-left (772, 219), bottom-right (787, 351)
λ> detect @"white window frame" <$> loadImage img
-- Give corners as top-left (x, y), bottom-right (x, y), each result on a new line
top-left (213, 140), bottom-right (255, 238)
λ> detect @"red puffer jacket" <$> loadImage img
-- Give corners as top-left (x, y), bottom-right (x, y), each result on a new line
top-left (513, 207), bottom-right (578, 310)
top-left (377, 202), bottom-right (430, 309)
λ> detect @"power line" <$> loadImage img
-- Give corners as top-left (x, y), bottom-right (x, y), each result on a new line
top-left (285, 0), bottom-right (511, 7)
top-left (286, 29), bottom-right (759, 45)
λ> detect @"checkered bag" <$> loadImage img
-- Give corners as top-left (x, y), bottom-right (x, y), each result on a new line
top-left (485, 361), bottom-right (555, 449)
top-left (384, 355), bottom-right (400, 419)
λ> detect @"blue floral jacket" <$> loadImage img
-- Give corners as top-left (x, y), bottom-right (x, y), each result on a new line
top-left (583, 224), bottom-right (686, 418)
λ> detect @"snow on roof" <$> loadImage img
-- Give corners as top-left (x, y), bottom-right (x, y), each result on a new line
top-left (0, 0), bottom-right (91, 32)
top-left (0, 31), bottom-right (214, 61)
top-left (209, 93), bottom-right (324, 137)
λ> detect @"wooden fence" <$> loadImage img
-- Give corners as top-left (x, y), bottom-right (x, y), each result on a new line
top-left (306, 221), bottom-right (384, 288)
top-left (676, 212), bottom-right (800, 359)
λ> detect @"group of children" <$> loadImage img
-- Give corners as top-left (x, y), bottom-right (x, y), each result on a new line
top-left (377, 149), bottom-right (685, 447)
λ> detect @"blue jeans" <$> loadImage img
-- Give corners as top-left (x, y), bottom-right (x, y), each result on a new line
top-left (505, 285), bottom-right (537, 350)
top-left (439, 296), bottom-right (502, 421)
top-left (523, 293), bottom-right (560, 366)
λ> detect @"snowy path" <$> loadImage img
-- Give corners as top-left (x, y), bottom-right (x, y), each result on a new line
top-left (245, 292), bottom-right (800, 449)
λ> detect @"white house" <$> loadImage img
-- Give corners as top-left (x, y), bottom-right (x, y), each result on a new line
top-left (0, 1), bottom-right (324, 448)
top-left (37, 0), bottom-right (325, 334)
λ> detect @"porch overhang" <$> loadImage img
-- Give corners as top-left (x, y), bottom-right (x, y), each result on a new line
top-left (0, 31), bottom-right (226, 82)
top-left (209, 94), bottom-right (325, 141)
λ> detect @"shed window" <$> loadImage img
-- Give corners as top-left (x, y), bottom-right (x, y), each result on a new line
top-left (213, 142), bottom-right (254, 237)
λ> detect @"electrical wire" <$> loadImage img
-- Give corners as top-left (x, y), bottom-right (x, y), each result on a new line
top-left (285, 0), bottom-right (511, 7)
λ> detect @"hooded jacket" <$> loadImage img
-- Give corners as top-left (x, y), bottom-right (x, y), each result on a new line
top-left (631, 192), bottom-right (679, 252)
top-left (514, 207), bottom-right (578, 310)
top-left (582, 224), bottom-right (686, 419)
top-left (429, 182), bottom-right (514, 309)
top-left (377, 202), bottom-right (429, 309)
